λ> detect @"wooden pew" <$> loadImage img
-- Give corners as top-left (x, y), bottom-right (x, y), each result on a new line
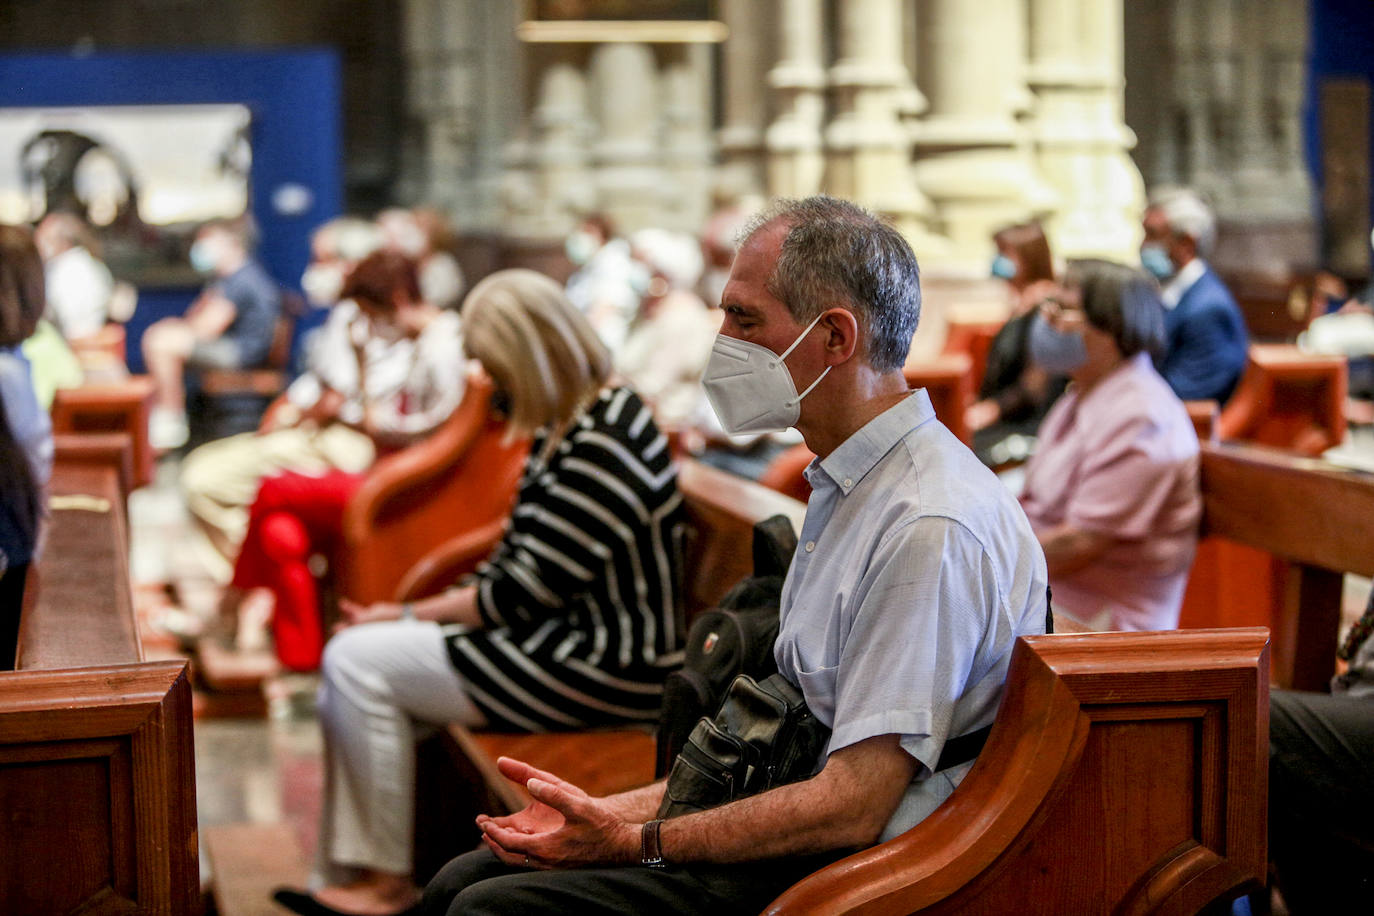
top-left (765, 628), bottom-right (1270, 915)
top-left (409, 458), bottom-right (808, 881)
top-left (1180, 441), bottom-right (1374, 691)
top-left (50, 374), bottom-right (157, 490)
top-left (904, 353), bottom-right (975, 446)
top-left (1217, 343), bottom-right (1347, 456)
top-left (1, 456), bottom-right (199, 914)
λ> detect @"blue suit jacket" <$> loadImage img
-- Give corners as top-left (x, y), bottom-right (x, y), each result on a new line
top-left (1157, 266), bottom-right (1249, 403)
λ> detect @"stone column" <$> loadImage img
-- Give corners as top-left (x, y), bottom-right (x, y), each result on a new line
top-left (765, 0), bottom-right (826, 199)
top-left (717, 0), bottom-right (772, 199)
top-left (1026, 0), bottom-right (1147, 259)
top-left (910, 0), bottom-right (1045, 267)
top-left (520, 45), bottom-right (596, 237)
top-left (589, 42), bottom-right (663, 232)
top-left (825, 0), bottom-right (936, 242)
top-left (660, 43), bottom-right (715, 232)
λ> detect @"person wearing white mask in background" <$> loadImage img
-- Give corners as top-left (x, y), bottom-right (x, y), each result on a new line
top-left (172, 221), bottom-right (457, 645)
top-left (563, 213), bottom-right (642, 353)
top-left (377, 206), bottom-right (466, 311)
top-left (142, 217), bottom-right (282, 449)
top-left (421, 196), bottom-right (1047, 916)
top-left (616, 227), bottom-right (721, 437)
top-left (1139, 187), bottom-right (1248, 404)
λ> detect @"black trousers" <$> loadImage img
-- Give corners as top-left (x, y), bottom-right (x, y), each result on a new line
top-left (0, 562), bottom-right (28, 670)
top-left (1269, 688), bottom-right (1374, 914)
top-left (421, 845), bottom-right (845, 916)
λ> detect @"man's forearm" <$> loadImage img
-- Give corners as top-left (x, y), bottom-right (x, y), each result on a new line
top-left (1038, 522), bottom-right (1112, 577)
top-left (604, 779), bottom-right (667, 822)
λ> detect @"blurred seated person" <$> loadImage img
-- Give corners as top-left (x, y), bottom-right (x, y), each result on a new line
top-left (142, 217), bottom-right (282, 449)
top-left (180, 218), bottom-right (392, 585)
top-left (377, 206), bottom-right (465, 311)
top-left (965, 221), bottom-right (1068, 467)
top-left (1268, 590), bottom-right (1374, 914)
top-left (1300, 235), bottom-right (1374, 402)
top-left (1140, 187), bottom-right (1248, 404)
top-left (1019, 259), bottom-right (1201, 632)
top-left (268, 269), bottom-right (684, 916)
top-left (618, 227), bottom-right (722, 434)
top-left (564, 212), bottom-right (641, 353)
top-left (33, 210), bottom-right (113, 341)
top-left (19, 318), bottom-right (83, 409)
top-left (0, 225), bottom-right (53, 668)
top-left (192, 250), bottom-right (464, 653)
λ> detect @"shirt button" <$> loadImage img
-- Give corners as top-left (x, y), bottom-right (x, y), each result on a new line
top-left (843, 478), bottom-right (853, 488)
top-left (805, 541), bottom-right (815, 552)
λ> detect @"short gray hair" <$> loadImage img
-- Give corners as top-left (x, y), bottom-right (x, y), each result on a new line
top-left (741, 196), bottom-right (920, 373)
top-left (1149, 187), bottom-right (1217, 258)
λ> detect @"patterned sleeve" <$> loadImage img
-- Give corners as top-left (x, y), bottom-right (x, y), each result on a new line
top-left (473, 388), bottom-right (676, 634)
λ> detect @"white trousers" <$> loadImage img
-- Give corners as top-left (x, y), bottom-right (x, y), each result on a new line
top-left (313, 620), bottom-right (486, 885)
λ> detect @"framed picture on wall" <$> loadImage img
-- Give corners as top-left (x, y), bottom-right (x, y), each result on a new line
top-left (0, 103), bottom-right (251, 285)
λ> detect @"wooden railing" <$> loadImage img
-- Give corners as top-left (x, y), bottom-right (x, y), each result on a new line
top-left (0, 453), bottom-right (199, 915)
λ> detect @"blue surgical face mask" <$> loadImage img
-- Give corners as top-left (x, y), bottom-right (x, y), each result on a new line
top-left (991, 254), bottom-right (1017, 281)
top-left (1140, 243), bottom-right (1175, 281)
top-left (1027, 311), bottom-right (1087, 374)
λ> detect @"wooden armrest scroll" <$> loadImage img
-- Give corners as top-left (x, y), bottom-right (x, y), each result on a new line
top-left (765, 628), bottom-right (1270, 916)
top-left (394, 519), bottom-right (509, 602)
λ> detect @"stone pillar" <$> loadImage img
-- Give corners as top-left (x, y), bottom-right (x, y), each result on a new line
top-left (910, 0), bottom-right (1044, 268)
top-left (519, 45), bottom-right (596, 237)
top-left (589, 42), bottom-right (663, 232)
top-left (765, 0), bottom-right (826, 199)
top-left (825, 0), bottom-right (936, 242)
top-left (660, 43), bottom-right (716, 232)
top-left (1026, 0), bottom-right (1146, 259)
top-left (717, 0), bottom-right (772, 200)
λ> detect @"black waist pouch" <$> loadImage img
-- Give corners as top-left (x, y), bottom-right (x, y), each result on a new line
top-left (657, 671), bottom-right (831, 820)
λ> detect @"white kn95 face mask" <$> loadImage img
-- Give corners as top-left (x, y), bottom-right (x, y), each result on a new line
top-left (702, 312), bottom-right (831, 435)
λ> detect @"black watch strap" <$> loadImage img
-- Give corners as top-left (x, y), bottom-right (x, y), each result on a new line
top-left (641, 818), bottom-right (666, 868)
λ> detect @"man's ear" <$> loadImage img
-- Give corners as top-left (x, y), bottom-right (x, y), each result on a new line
top-left (819, 308), bottom-right (860, 365)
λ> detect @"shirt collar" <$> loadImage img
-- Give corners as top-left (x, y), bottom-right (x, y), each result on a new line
top-left (1160, 258), bottom-right (1207, 309)
top-left (805, 389), bottom-right (935, 496)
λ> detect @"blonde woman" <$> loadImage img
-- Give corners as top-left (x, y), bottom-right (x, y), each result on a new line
top-left (276, 269), bottom-right (686, 916)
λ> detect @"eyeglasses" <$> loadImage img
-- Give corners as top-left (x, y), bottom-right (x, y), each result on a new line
top-left (1038, 297), bottom-right (1084, 322)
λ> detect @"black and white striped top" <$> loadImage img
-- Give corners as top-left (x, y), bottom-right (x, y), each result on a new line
top-left (443, 386), bottom-right (686, 731)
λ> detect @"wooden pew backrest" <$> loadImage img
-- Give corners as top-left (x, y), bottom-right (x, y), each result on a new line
top-left (49, 375), bottom-right (156, 489)
top-left (765, 627), bottom-right (1270, 916)
top-left (904, 353), bottom-right (974, 445)
top-left (1217, 344), bottom-right (1347, 455)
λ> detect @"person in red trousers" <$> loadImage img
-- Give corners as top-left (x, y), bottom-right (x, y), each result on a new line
top-left (217, 249), bottom-right (464, 670)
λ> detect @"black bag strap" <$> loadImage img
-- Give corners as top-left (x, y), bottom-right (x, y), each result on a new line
top-left (934, 723), bottom-right (994, 772)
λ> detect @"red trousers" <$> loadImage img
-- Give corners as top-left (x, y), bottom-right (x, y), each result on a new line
top-left (231, 469), bottom-right (364, 671)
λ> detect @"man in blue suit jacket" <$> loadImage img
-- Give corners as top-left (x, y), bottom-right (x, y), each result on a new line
top-left (1141, 189), bottom-right (1249, 403)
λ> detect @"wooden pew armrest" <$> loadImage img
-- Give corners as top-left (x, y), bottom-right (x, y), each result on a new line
top-left (394, 520), bottom-right (508, 601)
top-left (765, 628), bottom-right (1271, 915)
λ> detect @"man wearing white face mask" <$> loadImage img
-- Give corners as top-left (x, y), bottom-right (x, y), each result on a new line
top-left (422, 196), bottom-right (1049, 916)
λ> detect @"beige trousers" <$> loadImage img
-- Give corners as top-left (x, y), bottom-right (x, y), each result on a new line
top-left (180, 424), bottom-right (376, 582)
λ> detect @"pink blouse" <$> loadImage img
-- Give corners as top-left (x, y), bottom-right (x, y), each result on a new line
top-left (1019, 352), bottom-right (1201, 631)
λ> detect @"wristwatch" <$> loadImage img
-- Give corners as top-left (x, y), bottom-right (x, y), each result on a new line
top-left (641, 819), bottom-right (666, 868)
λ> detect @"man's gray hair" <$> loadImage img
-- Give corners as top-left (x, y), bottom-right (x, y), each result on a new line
top-left (740, 196), bottom-right (920, 373)
top-left (1149, 187), bottom-right (1217, 258)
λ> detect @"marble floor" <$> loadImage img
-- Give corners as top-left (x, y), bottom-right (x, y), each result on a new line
top-left (128, 425), bottom-right (1374, 907)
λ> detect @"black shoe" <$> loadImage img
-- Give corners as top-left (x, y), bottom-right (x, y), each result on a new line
top-left (271, 887), bottom-right (423, 916)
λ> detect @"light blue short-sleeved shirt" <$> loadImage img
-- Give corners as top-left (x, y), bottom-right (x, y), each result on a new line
top-left (775, 389), bottom-right (1048, 841)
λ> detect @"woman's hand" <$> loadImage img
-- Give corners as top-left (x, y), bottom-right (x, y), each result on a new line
top-left (965, 398), bottom-right (1001, 432)
top-left (336, 597), bottom-right (404, 630)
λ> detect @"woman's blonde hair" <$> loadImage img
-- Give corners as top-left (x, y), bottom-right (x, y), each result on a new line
top-left (461, 268), bottom-right (611, 437)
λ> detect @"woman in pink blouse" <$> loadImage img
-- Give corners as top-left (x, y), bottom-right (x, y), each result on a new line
top-left (1018, 259), bottom-right (1201, 632)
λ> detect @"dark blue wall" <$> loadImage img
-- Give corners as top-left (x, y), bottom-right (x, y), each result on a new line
top-left (1308, 0), bottom-right (1374, 267)
top-left (0, 48), bottom-right (342, 371)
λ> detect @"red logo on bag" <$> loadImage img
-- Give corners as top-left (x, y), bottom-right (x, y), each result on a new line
top-left (702, 632), bottom-right (719, 654)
